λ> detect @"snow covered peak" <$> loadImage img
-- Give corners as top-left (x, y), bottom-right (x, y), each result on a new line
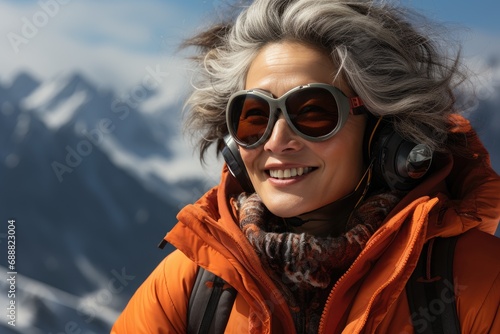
top-left (18, 73), bottom-right (94, 131)
top-left (20, 72), bottom-right (92, 110)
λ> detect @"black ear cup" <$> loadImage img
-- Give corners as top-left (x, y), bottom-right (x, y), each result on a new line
top-left (222, 135), bottom-right (254, 193)
top-left (370, 121), bottom-right (433, 191)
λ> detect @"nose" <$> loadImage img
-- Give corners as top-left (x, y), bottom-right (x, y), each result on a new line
top-left (263, 114), bottom-right (302, 153)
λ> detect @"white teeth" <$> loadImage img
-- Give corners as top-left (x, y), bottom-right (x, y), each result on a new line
top-left (269, 167), bottom-right (312, 179)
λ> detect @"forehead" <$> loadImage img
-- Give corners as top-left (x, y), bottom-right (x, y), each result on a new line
top-left (245, 41), bottom-right (351, 96)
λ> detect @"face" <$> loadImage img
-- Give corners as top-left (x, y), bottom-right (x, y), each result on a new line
top-left (239, 41), bottom-right (366, 218)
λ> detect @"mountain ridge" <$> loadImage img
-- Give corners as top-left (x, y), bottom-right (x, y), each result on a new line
top-left (0, 71), bottom-right (207, 333)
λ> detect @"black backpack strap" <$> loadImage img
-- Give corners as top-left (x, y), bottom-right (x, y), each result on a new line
top-left (187, 267), bottom-right (237, 334)
top-left (406, 236), bottom-right (461, 334)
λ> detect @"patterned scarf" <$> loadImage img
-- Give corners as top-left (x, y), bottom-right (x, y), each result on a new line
top-left (236, 191), bottom-right (402, 333)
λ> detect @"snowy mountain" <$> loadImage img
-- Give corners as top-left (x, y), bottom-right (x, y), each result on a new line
top-left (0, 66), bottom-right (499, 333)
top-left (0, 72), bottom-right (213, 333)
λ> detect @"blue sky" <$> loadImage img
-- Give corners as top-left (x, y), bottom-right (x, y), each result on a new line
top-left (1, 0), bottom-right (499, 95)
top-left (407, 0), bottom-right (500, 33)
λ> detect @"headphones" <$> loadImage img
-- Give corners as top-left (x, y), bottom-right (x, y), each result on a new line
top-left (222, 136), bottom-right (255, 193)
top-left (367, 117), bottom-right (434, 191)
top-left (222, 117), bottom-right (433, 192)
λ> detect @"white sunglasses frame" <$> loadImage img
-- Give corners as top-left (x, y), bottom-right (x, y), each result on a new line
top-left (226, 83), bottom-right (366, 149)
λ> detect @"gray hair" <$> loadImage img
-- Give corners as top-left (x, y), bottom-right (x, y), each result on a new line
top-left (183, 0), bottom-right (468, 161)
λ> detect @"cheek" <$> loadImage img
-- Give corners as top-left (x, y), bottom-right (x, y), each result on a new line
top-left (321, 144), bottom-right (362, 173)
top-left (239, 148), bottom-right (260, 175)
top-left (339, 118), bottom-right (366, 163)
top-left (320, 127), bottom-right (365, 175)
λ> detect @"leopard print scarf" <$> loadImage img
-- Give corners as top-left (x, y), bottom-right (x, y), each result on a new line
top-left (236, 191), bottom-right (402, 333)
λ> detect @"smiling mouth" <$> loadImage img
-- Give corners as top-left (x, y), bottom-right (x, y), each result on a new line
top-left (268, 167), bottom-right (314, 180)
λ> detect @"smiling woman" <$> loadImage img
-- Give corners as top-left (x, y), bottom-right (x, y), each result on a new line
top-left (112, 0), bottom-right (500, 333)
top-left (238, 42), bottom-right (367, 222)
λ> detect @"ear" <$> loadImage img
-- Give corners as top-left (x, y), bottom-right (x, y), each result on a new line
top-left (369, 119), bottom-right (433, 191)
top-left (222, 135), bottom-right (255, 193)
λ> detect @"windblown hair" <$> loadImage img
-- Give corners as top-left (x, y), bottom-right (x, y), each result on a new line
top-left (183, 0), bottom-right (468, 161)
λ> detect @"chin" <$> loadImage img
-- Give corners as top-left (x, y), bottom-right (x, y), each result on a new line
top-left (261, 195), bottom-right (313, 218)
top-left (269, 208), bottom-right (302, 218)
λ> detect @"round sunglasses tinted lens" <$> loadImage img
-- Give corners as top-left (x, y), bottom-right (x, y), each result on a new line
top-left (285, 87), bottom-right (339, 137)
top-left (230, 94), bottom-right (271, 146)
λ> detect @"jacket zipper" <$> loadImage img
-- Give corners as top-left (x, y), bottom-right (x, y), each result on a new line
top-left (317, 226), bottom-right (388, 334)
top-left (318, 198), bottom-right (435, 333)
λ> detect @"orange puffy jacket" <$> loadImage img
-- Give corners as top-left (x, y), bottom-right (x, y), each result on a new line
top-left (112, 117), bottom-right (500, 333)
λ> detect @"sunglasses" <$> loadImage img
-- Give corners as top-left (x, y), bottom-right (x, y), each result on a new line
top-left (226, 83), bottom-right (366, 149)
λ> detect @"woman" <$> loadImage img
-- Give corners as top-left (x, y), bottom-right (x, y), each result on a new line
top-left (112, 0), bottom-right (500, 333)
